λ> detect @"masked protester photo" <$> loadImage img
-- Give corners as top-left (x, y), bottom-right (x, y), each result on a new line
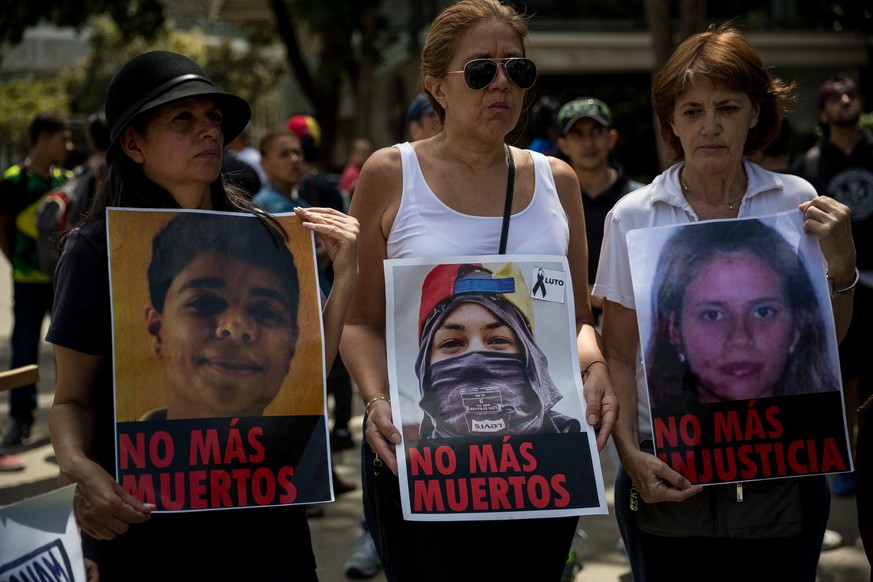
top-left (414, 263), bottom-right (581, 438)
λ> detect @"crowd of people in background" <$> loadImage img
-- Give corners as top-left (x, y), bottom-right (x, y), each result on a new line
top-left (1, 0), bottom-right (871, 580)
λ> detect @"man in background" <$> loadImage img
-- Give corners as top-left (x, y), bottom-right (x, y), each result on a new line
top-left (555, 97), bottom-right (645, 323)
top-left (37, 111), bottom-right (109, 277)
top-left (792, 75), bottom-right (873, 499)
top-left (0, 112), bottom-right (72, 450)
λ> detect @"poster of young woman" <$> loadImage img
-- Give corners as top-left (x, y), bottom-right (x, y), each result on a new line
top-left (384, 254), bottom-right (607, 521)
top-left (627, 210), bottom-right (852, 485)
top-left (107, 208), bottom-right (332, 512)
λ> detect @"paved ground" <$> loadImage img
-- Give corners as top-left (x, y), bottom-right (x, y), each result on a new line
top-left (0, 255), bottom-right (870, 581)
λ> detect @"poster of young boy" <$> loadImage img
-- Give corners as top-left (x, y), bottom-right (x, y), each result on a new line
top-left (108, 208), bottom-right (332, 511)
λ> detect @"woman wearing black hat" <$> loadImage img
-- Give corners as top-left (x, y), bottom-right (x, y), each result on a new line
top-left (46, 51), bottom-right (358, 580)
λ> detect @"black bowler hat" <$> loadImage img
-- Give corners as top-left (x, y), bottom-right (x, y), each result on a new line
top-left (105, 51), bottom-right (251, 154)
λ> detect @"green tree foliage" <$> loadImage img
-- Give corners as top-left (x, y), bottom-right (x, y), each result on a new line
top-left (268, 0), bottom-right (392, 168)
top-left (0, 78), bottom-right (69, 161)
top-left (62, 17), bottom-right (286, 117)
top-left (2, 0), bottom-right (393, 169)
top-left (1, 14), bottom-right (285, 161)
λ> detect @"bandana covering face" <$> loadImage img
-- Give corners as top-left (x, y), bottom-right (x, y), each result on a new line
top-left (419, 351), bottom-right (544, 437)
top-left (415, 293), bottom-right (563, 438)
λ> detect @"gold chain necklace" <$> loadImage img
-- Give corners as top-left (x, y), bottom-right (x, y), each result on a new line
top-left (681, 180), bottom-right (744, 210)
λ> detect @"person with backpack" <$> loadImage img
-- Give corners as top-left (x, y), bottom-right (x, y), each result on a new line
top-left (37, 111), bottom-right (109, 278)
top-left (46, 50), bottom-right (358, 580)
top-left (0, 112), bottom-right (72, 449)
top-left (791, 74), bottom-right (873, 499)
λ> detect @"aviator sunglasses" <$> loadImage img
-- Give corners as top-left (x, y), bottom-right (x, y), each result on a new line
top-left (446, 58), bottom-right (538, 91)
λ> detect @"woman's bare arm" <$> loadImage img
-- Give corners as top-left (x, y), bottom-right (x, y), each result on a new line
top-left (49, 345), bottom-right (153, 539)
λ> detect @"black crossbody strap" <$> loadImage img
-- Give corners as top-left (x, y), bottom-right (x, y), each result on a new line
top-left (498, 145), bottom-right (514, 254)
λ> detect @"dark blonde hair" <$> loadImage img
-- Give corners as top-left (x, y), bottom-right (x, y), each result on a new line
top-left (420, 0), bottom-right (530, 124)
top-left (651, 23), bottom-right (794, 162)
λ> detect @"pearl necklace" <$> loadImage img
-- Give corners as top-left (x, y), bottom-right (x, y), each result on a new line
top-left (681, 180), bottom-right (744, 210)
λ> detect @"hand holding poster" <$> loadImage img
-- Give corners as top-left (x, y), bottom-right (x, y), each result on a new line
top-left (384, 254), bottom-right (607, 521)
top-left (107, 208), bottom-right (332, 512)
top-left (628, 211), bottom-right (851, 485)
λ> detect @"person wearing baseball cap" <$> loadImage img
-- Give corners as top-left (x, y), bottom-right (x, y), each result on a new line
top-left (792, 73), bottom-right (873, 500)
top-left (413, 263), bottom-right (579, 438)
top-left (556, 97), bottom-right (645, 322)
top-left (45, 50), bottom-right (360, 579)
top-left (407, 93), bottom-right (440, 141)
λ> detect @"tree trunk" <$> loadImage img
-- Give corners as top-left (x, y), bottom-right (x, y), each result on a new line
top-left (354, 3), bottom-right (379, 140)
top-left (680, 0), bottom-right (708, 40)
top-left (645, 0), bottom-right (708, 171)
top-left (645, 0), bottom-right (672, 171)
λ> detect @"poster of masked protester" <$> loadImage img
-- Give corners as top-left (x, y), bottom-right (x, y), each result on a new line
top-left (107, 208), bottom-right (333, 512)
top-left (384, 254), bottom-right (607, 521)
top-left (628, 211), bottom-right (852, 485)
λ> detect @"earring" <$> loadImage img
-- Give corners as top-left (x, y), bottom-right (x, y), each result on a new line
top-left (678, 353), bottom-right (686, 363)
top-left (153, 341), bottom-right (162, 356)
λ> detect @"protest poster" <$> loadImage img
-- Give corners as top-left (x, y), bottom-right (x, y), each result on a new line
top-left (385, 254), bottom-right (607, 521)
top-left (107, 208), bottom-right (332, 511)
top-left (628, 211), bottom-right (852, 485)
top-left (0, 485), bottom-right (86, 582)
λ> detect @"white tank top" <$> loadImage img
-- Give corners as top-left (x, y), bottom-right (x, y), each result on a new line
top-left (387, 142), bottom-right (569, 259)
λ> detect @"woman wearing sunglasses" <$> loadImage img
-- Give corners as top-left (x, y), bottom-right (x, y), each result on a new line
top-left (342, 0), bottom-right (617, 580)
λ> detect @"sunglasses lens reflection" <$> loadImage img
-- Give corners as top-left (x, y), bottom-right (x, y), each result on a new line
top-left (463, 59), bottom-right (536, 91)
top-left (465, 60), bottom-right (498, 90)
top-left (505, 59), bottom-right (537, 89)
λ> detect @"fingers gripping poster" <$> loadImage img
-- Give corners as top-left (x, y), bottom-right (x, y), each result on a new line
top-left (384, 254), bottom-right (607, 521)
top-left (107, 208), bottom-right (333, 512)
top-left (628, 211), bottom-right (852, 485)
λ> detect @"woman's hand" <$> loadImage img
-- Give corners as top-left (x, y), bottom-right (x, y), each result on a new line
top-left (581, 362), bottom-right (619, 451)
top-left (364, 399), bottom-right (402, 475)
top-left (64, 458), bottom-right (153, 540)
top-left (799, 196), bottom-right (856, 341)
top-left (624, 447), bottom-right (704, 504)
top-left (800, 196), bottom-right (856, 278)
top-left (295, 206), bottom-right (360, 283)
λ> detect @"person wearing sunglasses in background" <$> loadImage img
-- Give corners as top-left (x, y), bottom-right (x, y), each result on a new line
top-left (341, 1), bottom-right (617, 580)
